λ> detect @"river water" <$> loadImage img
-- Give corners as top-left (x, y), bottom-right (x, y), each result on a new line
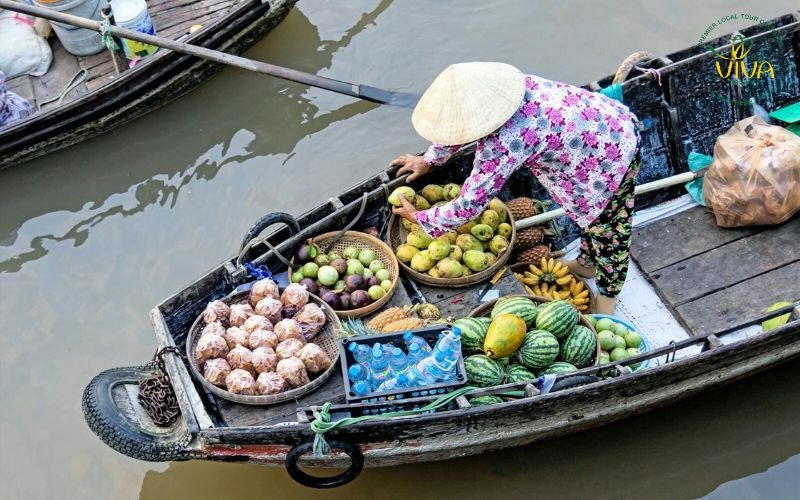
top-left (1, 1), bottom-right (798, 498)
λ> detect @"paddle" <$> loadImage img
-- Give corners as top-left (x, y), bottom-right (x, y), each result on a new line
top-left (0, 0), bottom-right (420, 107)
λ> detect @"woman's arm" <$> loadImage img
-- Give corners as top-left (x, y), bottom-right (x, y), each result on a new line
top-left (391, 143), bottom-right (463, 183)
top-left (422, 143), bottom-right (463, 166)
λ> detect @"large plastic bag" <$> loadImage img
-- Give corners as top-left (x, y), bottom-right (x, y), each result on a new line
top-left (703, 116), bottom-right (800, 227)
top-left (0, 10), bottom-right (52, 79)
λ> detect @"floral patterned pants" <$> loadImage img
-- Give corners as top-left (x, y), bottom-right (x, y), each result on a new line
top-left (577, 152), bottom-right (641, 297)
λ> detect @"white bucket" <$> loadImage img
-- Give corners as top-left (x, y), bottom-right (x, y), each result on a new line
top-left (34, 0), bottom-right (107, 56)
top-left (111, 0), bottom-right (158, 59)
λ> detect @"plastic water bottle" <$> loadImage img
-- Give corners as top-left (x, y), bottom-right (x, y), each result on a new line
top-left (352, 380), bottom-right (371, 397)
top-left (381, 342), bottom-right (395, 358)
top-left (434, 328), bottom-right (462, 356)
top-left (403, 331), bottom-right (432, 353)
top-left (348, 364), bottom-right (369, 386)
top-left (406, 351), bottom-right (444, 387)
top-left (389, 347), bottom-right (408, 375)
top-left (425, 351), bottom-right (455, 382)
top-left (406, 342), bottom-right (427, 365)
top-left (377, 373), bottom-right (409, 392)
top-left (348, 342), bottom-right (371, 365)
top-left (369, 346), bottom-right (391, 390)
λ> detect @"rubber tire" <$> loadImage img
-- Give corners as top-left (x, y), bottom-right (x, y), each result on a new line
top-left (285, 440), bottom-right (364, 489)
top-left (82, 365), bottom-right (193, 462)
top-left (239, 212), bottom-right (301, 254)
top-left (550, 374), bottom-right (601, 392)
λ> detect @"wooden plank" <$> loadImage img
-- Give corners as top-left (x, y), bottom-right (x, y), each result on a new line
top-left (152, 1), bottom-right (232, 32)
top-left (32, 41), bottom-right (88, 109)
top-left (152, 0), bottom-right (232, 18)
top-left (649, 217), bottom-right (800, 306)
top-left (78, 51), bottom-right (111, 71)
top-left (160, 13), bottom-right (220, 39)
top-left (630, 206), bottom-right (762, 273)
top-left (6, 76), bottom-right (35, 104)
top-left (675, 261), bottom-right (800, 336)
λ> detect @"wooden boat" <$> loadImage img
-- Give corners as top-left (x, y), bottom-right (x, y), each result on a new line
top-left (0, 0), bottom-right (297, 170)
top-left (82, 14), bottom-right (800, 488)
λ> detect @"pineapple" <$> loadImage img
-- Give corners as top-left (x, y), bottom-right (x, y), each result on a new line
top-left (506, 197), bottom-right (539, 220)
top-left (366, 307), bottom-right (408, 331)
top-left (515, 244), bottom-right (551, 263)
top-left (514, 227), bottom-right (544, 250)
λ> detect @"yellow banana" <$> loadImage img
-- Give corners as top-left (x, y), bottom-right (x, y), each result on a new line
top-left (559, 290), bottom-right (571, 300)
top-left (575, 290), bottom-right (589, 298)
top-left (523, 277), bottom-right (540, 286)
top-left (574, 281), bottom-right (585, 294)
top-left (547, 258), bottom-right (555, 273)
top-left (577, 304), bottom-right (588, 311)
top-left (555, 276), bottom-right (572, 286)
top-left (569, 278), bottom-right (578, 295)
top-left (555, 265), bottom-right (570, 278)
top-left (515, 272), bottom-right (524, 280)
top-left (524, 285), bottom-right (534, 295)
top-left (573, 297), bottom-right (590, 305)
top-left (532, 285), bottom-right (542, 296)
top-left (540, 282), bottom-right (549, 294)
top-left (552, 261), bottom-right (563, 273)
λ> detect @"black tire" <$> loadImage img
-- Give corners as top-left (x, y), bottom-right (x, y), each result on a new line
top-left (550, 374), bottom-right (601, 392)
top-left (239, 212), bottom-right (301, 254)
top-left (82, 365), bottom-right (194, 462)
top-left (285, 440), bottom-right (364, 489)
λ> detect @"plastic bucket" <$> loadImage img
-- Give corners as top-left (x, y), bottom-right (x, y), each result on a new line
top-left (111, 0), bottom-right (157, 59)
top-left (34, 0), bottom-right (107, 56)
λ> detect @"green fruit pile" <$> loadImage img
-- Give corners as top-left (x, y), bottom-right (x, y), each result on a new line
top-left (586, 316), bottom-right (644, 370)
top-left (390, 185), bottom-right (512, 279)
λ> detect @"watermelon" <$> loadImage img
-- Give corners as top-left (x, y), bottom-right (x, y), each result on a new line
top-left (517, 330), bottom-right (560, 370)
top-left (562, 325), bottom-right (597, 367)
top-left (490, 296), bottom-right (539, 328)
top-left (464, 354), bottom-right (504, 387)
top-left (539, 361), bottom-right (578, 375)
top-left (469, 396), bottom-right (504, 406)
top-left (454, 317), bottom-right (489, 352)
top-left (506, 364), bottom-right (536, 383)
top-left (477, 317), bottom-right (492, 328)
top-left (535, 300), bottom-right (579, 340)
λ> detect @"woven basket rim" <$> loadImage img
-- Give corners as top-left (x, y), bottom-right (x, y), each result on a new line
top-left (186, 289), bottom-right (342, 405)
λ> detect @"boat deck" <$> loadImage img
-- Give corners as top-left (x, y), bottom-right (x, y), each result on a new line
top-left (5, 0), bottom-right (238, 111)
top-left (631, 207), bottom-right (800, 337)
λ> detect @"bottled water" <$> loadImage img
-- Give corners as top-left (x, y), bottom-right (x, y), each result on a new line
top-left (348, 342), bottom-right (371, 365)
top-left (369, 346), bottom-right (392, 390)
top-left (433, 328), bottom-right (462, 356)
top-left (403, 331), bottom-right (432, 353)
top-left (348, 364), bottom-right (369, 385)
top-left (381, 342), bottom-right (395, 358)
top-left (406, 342), bottom-right (427, 364)
top-left (376, 373), bottom-right (409, 393)
top-left (389, 347), bottom-right (408, 375)
top-left (424, 351), bottom-right (456, 382)
top-left (406, 351), bottom-right (450, 386)
top-left (352, 380), bottom-right (371, 396)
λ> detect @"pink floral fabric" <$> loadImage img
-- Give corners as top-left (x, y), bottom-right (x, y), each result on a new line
top-left (416, 74), bottom-right (640, 237)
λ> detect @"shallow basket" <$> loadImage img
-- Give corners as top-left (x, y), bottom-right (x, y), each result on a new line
top-left (186, 289), bottom-right (342, 406)
top-left (291, 231), bottom-right (400, 319)
top-left (467, 295), bottom-right (601, 367)
top-left (589, 314), bottom-right (651, 371)
top-left (510, 260), bottom-right (596, 313)
top-left (386, 207), bottom-right (517, 288)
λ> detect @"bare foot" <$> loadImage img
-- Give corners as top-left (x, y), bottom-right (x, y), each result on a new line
top-left (595, 295), bottom-right (617, 315)
top-left (563, 259), bottom-right (596, 279)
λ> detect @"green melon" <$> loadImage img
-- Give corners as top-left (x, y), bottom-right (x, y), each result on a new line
top-left (535, 300), bottom-right (579, 340)
top-left (453, 317), bottom-right (489, 352)
top-left (505, 364), bottom-right (536, 383)
top-left (562, 325), bottom-right (597, 368)
top-left (464, 354), bottom-right (504, 387)
top-left (469, 396), bottom-right (504, 406)
top-left (490, 296), bottom-right (539, 328)
top-left (539, 361), bottom-right (578, 376)
top-left (517, 330), bottom-right (560, 370)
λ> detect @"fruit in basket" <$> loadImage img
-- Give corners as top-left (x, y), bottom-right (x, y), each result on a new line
top-left (369, 260), bottom-right (384, 273)
top-left (470, 224), bottom-right (494, 242)
top-left (456, 234), bottom-right (483, 252)
top-left (562, 325), bottom-right (596, 367)
top-left (375, 269), bottom-right (391, 282)
top-left (464, 354), bottom-right (504, 387)
top-left (343, 274), bottom-right (365, 292)
top-left (517, 330), bottom-right (559, 370)
top-left (497, 223), bottom-right (512, 238)
top-left (535, 300), bottom-right (579, 341)
top-left (395, 244), bottom-right (419, 264)
top-left (414, 196), bottom-right (431, 210)
top-left (314, 253), bottom-right (331, 267)
top-left (203, 300), bottom-right (231, 326)
top-left (388, 186), bottom-right (417, 207)
top-left (295, 242), bottom-right (320, 263)
top-left (339, 292), bottom-right (351, 309)
top-left (401, 218), bottom-right (419, 232)
top-left (290, 270), bottom-right (304, 283)
top-left (597, 330), bottom-right (616, 351)
top-left (626, 348), bottom-right (642, 369)
top-left (342, 246), bottom-right (359, 260)
top-left (280, 284), bottom-right (310, 317)
top-left (368, 285), bottom-right (386, 301)
top-left (442, 231), bottom-right (458, 245)
top-left (316, 266), bottom-right (339, 287)
top-left (294, 303), bottom-right (326, 340)
top-left (421, 184), bottom-right (445, 203)
top-left (320, 291), bottom-right (341, 310)
top-left (297, 278), bottom-right (316, 295)
top-left (410, 250), bottom-right (435, 272)
top-left (480, 210), bottom-right (501, 230)
top-left (327, 251), bottom-right (342, 261)
top-left (407, 231), bottom-right (433, 249)
top-left (448, 245), bottom-right (463, 262)
top-left (457, 220), bottom-right (477, 235)
top-left (436, 258), bottom-right (464, 278)
top-left (505, 364), bottom-right (536, 383)
top-left (594, 318), bottom-right (614, 332)
top-left (381, 280), bottom-right (393, 291)
top-left (539, 361), bottom-right (578, 376)
top-left (488, 235), bottom-right (509, 255)
top-left (506, 197), bottom-right (539, 220)
top-left (428, 239), bottom-right (451, 260)
top-left (484, 314), bottom-right (527, 358)
top-left (443, 183), bottom-right (461, 200)
top-left (463, 250), bottom-right (489, 272)
top-left (350, 290), bottom-right (371, 309)
top-left (491, 296), bottom-right (539, 328)
top-left (358, 249), bottom-right (377, 267)
top-left (624, 331), bottom-right (643, 349)
top-left (610, 346), bottom-right (629, 362)
top-left (345, 259), bottom-right (363, 276)
top-left (225, 369), bottom-right (257, 395)
top-left (598, 351), bottom-right (610, 365)
top-left (256, 371), bottom-right (290, 395)
top-left (611, 322), bottom-right (628, 336)
top-left (488, 198), bottom-right (508, 223)
top-left (484, 252), bottom-right (497, 267)
top-left (614, 336), bottom-right (627, 350)
top-left (428, 268), bottom-right (441, 278)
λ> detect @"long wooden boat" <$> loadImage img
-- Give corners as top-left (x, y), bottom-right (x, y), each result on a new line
top-left (0, 0), bottom-right (297, 170)
top-left (82, 14), bottom-right (800, 488)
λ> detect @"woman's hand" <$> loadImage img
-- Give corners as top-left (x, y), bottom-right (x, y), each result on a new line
top-left (391, 154), bottom-right (431, 182)
top-left (391, 195), bottom-right (418, 225)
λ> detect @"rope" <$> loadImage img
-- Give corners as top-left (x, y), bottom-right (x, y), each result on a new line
top-left (321, 193), bottom-right (369, 253)
top-left (634, 65), bottom-right (662, 86)
top-left (309, 386), bottom-right (475, 456)
top-left (236, 233), bottom-right (294, 269)
top-left (37, 69), bottom-right (87, 111)
top-left (99, 13), bottom-right (119, 52)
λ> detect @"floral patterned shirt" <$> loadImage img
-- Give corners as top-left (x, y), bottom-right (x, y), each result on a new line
top-left (415, 74), bottom-right (640, 237)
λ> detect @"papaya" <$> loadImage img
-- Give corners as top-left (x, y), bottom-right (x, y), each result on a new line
top-left (483, 313), bottom-right (527, 359)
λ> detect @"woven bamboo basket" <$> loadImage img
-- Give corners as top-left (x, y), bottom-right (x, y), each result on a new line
top-left (467, 294), bottom-right (601, 367)
top-left (186, 289), bottom-right (342, 405)
top-left (290, 231), bottom-right (400, 319)
top-left (386, 207), bottom-right (517, 288)
top-left (509, 260), bottom-right (595, 313)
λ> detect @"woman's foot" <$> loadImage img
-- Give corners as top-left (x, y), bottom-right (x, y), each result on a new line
top-left (595, 294), bottom-right (617, 315)
top-left (563, 259), bottom-right (596, 279)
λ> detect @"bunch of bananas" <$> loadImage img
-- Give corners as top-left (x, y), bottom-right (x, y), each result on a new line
top-left (514, 257), bottom-right (591, 311)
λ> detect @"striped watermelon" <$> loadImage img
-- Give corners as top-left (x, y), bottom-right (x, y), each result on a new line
top-left (464, 354), bottom-right (504, 387)
top-left (454, 317), bottom-right (489, 352)
top-left (490, 296), bottom-right (539, 328)
top-left (562, 325), bottom-right (597, 367)
top-left (505, 364), bottom-right (536, 383)
top-left (539, 361), bottom-right (578, 375)
top-left (477, 317), bottom-right (492, 328)
top-left (535, 300), bottom-right (578, 340)
top-left (470, 396), bottom-right (504, 406)
top-left (517, 330), bottom-right (559, 370)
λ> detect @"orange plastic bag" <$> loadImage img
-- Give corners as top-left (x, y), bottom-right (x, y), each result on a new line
top-left (703, 116), bottom-right (800, 227)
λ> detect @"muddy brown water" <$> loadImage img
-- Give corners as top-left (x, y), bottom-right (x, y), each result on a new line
top-left (1, 1), bottom-right (799, 498)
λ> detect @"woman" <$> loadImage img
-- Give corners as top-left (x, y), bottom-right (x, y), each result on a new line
top-left (390, 62), bottom-right (640, 315)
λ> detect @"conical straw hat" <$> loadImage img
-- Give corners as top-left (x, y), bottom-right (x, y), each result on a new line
top-left (412, 62), bottom-right (525, 145)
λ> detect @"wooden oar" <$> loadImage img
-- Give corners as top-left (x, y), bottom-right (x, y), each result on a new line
top-left (515, 168), bottom-right (706, 229)
top-left (0, 0), bottom-right (420, 107)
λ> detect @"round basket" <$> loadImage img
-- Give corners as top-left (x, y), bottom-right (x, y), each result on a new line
top-left (186, 289), bottom-right (342, 405)
top-left (589, 314), bottom-right (651, 371)
top-left (290, 231), bottom-right (399, 319)
top-left (467, 295), bottom-right (601, 366)
top-left (510, 260), bottom-right (596, 313)
top-left (386, 207), bottom-right (517, 288)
